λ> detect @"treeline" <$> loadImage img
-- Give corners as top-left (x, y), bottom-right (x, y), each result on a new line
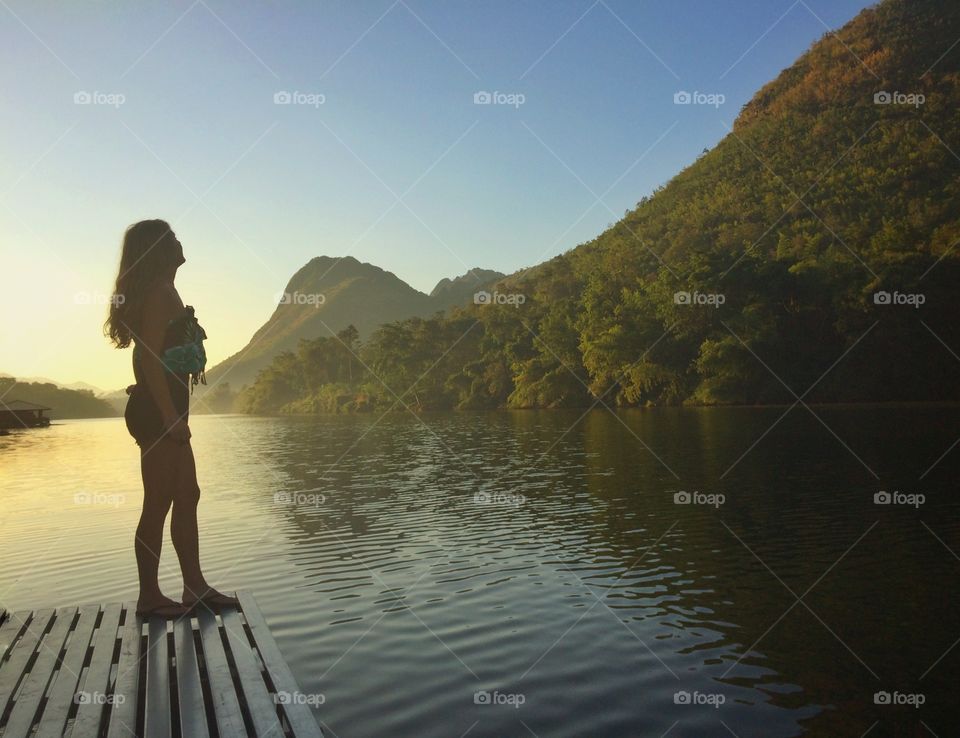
top-left (239, 0), bottom-right (960, 414)
top-left (238, 248), bottom-right (958, 415)
top-left (0, 378), bottom-right (117, 419)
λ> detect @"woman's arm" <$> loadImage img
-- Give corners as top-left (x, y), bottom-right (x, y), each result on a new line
top-left (139, 282), bottom-right (188, 437)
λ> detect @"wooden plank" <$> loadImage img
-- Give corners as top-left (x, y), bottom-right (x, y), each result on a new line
top-left (3, 607), bottom-right (77, 737)
top-left (0, 610), bottom-right (29, 663)
top-left (143, 618), bottom-right (172, 738)
top-left (222, 608), bottom-right (284, 737)
top-left (173, 616), bottom-right (210, 738)
top-left (195, 607), bottom-right (247, 737)
top-left (4, 594), bottom-right (312, 738)
top-left (238, 592), bottom-right (323, 737)
top-left (106, 602), bottom-right (143, 738)
top-left (69, 603), bottom-right (123, 737)
top-left (34, 605), bottom-right (99, 738)
top-left (0, 609), bottom-right (54, 718)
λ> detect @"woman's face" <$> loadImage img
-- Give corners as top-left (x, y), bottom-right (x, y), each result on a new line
top-left (169, 236), bottom-right (185, 275)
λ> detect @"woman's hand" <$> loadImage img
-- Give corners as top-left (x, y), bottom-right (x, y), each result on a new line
top-left (164, 417), bottom-right (191, 444)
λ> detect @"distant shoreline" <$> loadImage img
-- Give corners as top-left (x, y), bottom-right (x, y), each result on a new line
top-left (61, 399), bottom-right (960, 421)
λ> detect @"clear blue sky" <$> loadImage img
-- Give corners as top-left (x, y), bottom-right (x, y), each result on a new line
top-left (0, 0), bottom-right (873, 389)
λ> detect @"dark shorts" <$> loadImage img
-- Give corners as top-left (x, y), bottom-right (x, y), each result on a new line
top-left (124, 377), bottom-right (189, 447)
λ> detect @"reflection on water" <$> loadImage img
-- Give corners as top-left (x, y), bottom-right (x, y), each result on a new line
top-left (1, 407), bottom-right (958, 737)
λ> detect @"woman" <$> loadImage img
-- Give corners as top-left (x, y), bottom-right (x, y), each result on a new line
top-left (105, 219), bottom-right (237, 618)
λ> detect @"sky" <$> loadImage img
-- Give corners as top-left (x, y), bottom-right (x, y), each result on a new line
top-left (0, 0), bottom-right (874, 391)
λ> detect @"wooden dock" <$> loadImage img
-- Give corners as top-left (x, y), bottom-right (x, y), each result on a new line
top-left (0, 592), bottom-right (323, 737)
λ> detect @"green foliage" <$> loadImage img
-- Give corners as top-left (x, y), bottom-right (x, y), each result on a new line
top-left (0, 378), bottom-right (117, 419)
top-left (241, 0), bottom-right (960, 413)
top-left (195, 381), bottom-right (239, 414)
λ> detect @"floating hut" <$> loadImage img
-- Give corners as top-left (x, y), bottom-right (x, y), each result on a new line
top-left (0, 400), bottom-right (52, 429)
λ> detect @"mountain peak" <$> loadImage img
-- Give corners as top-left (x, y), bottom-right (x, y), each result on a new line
top-left (430, 267), bottom-right (505, 300)
top-left (285, 255), bottom-right (402, 294)
top-left (206, 259), bottom-right (505, 389)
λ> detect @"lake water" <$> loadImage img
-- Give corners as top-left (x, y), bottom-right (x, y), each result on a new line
top-left (1, 407), bottom-right (958, 737)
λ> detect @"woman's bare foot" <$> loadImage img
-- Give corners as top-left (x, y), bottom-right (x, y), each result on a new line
top-left (182, 585), bottom-right (239, 610)
top-left (136, 592), bottom-right (191, 618)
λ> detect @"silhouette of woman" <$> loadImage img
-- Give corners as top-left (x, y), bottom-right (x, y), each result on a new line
top-left (105, 220), bottom-right (237, 618)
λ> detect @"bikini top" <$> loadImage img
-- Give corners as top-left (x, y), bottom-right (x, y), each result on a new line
top-left (132, 305), bottom-right (208, 393)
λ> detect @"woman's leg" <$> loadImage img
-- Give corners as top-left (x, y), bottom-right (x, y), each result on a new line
top-left (169, 440), bottom-right (205, 595)
top-left (136, 438), bottom-right (185, 612)
top-left (170, 440), bottom-right (237, 604)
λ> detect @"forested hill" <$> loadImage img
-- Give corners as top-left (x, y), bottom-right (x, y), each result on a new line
top-left (240, 0), bottom-right (960, 414)
top-left (0, 378), bottom-right (117, 420)
top-left (204, 257), bottom-right (504, 391)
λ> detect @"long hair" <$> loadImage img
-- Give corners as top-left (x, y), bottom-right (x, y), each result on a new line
top-left (104, 219), bottom-right (179, 348)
